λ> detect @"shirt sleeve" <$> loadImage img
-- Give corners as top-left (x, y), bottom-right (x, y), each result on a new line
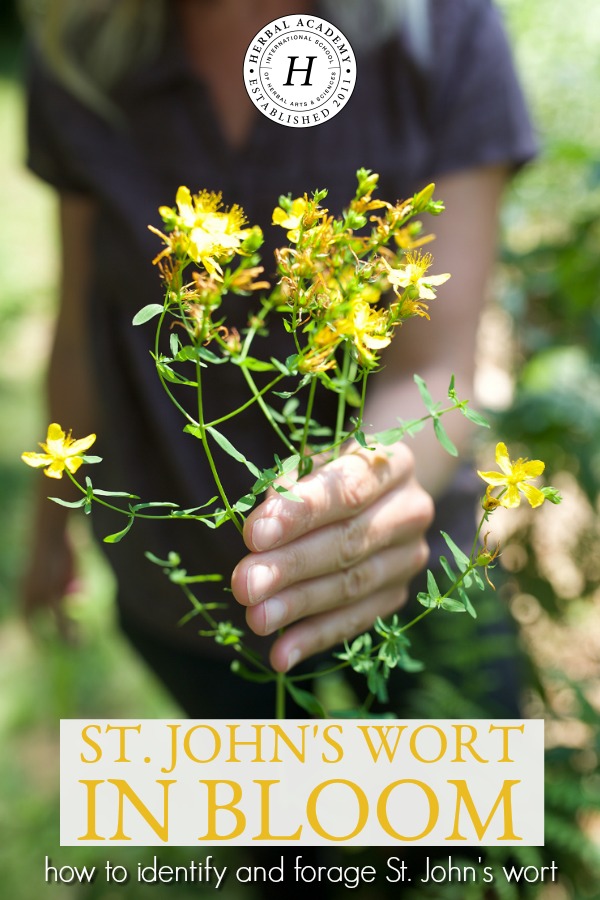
top-left (25, 47), bottom-right (93, 194)
top-left (426, 0), bottom-right (537, 176)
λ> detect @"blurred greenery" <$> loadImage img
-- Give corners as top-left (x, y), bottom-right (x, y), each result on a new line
top-left (1, 1), bottom-right (600, 898)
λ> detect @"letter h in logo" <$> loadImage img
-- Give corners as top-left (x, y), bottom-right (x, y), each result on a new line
top-left (283, 56), bottom-right (317, 86)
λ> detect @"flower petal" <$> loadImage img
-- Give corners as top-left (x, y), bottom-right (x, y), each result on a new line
top-left (272, 207), bottom-right (288, 226)
top-left (495, 442), bottom-right (512, 475)
top-left (477, 470), bottom-right (508, 486)
top-left (520, 459), bottom-right (545, 478)
top-left (65, 456), bottom-right (84, 474)
top-left (47, 423), bottom-right (66, 441)
top-left (520, 483), bottom-right (546, 508)
top-left (69, 433), bottom-right (96, 455)
top-left (21, 452), bottom-right (51, 469)
top-left (425, 273), bottom-right (451, 286)
top-left (43, 460), bottom-right (66, 479)
top-left (175, 185), bottom-right (194, 225)
top-left (290, 198), bottom-right (307, 217)
top-left (500, 484), bottom-right (521, 508)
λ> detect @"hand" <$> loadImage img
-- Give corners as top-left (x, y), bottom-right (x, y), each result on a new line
top-left (20, 518), bottom-right (80, 642)
top-left (231, 441), bottom-right (434, 672)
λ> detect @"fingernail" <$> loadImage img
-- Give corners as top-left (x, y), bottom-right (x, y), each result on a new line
top-left (251, 517), bottom-right (284, 551)
top-left (263, 597), bottom-right (287, 632)
top-left (286, 648), bottom-right (301, 671)
top-left (247, 564), bottom-right (276, 604)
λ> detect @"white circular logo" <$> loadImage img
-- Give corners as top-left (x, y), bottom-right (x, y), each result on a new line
top-left (243, 15), bottom-right (357, 128)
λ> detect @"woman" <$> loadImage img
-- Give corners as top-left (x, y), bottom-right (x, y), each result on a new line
top-left (21, 0), bottom-right (535, 715)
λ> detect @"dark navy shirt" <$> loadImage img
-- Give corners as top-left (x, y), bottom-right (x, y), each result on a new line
top-left (27, 0), bottom-right (536, 651)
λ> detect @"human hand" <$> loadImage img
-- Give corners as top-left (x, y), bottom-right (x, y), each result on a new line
top-left (231, 442), bottom-right (434, 672)
top-left (20, 517), bottom-right (80, 642)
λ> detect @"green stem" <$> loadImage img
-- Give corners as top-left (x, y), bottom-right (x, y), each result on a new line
top-left (195, 360), bottom-right (244, 535)
top-left (333, 344), bottom-right (352, 458)
top-left (298, 376), bottom-right (318, 477)
top-left (276, 672), bottom-right (286, 719)
top-left (205, 374), bottom-right (285, 427)
top-left (240, 366), bottom-right (296, 454)
top-left (289, 660), bottom-right (350, 683)
top-left (66, 471), bottom-right (216, 523)
top-left (361, 692), bottom-right (375, 714)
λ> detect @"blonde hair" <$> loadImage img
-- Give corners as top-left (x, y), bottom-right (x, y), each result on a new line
top-left (20, 0), bottom-right (165, 119)
top-left (323, 0), bottom-right (431, 62)
top-left (21, 0), bottom-right (430, 116)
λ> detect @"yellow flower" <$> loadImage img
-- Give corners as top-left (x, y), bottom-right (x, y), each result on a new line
top-left (394, 224), bottom-right (435, 251)
top-left (384, 251), bottom-right (450, 301)
top-left (332, 298), bottom-right (393, 366)
top-left (478, 442), bottom-right (546, 509)
top-left (21, 423), bottom-right (96, 480)
top-left (157, 187), bottom-right (252, 277)
top-left (272, 197), bottom-right (308, 242)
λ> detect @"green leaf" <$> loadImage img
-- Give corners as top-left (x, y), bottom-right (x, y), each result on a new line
top-left (81, 455), bottom-right (102, 464)
top-left (157, 361), bottom-right (198, 386)
top-left (458, 587), bottom-right (477, 619)
top-left (130, 501), bottom-right (179, 512)
top-left (373, 426), bottom-right (405, 446)
top-left (93, 489), bottom-right (139, 499)
top-left (198, 346), bottom-right (226, 365)
top-left (401, 418), bottom-right (427, 437)
top-left (175, 344), bottom-right (226, 366)
top-left (433, 417), bottom-right (458, 456)
top-left (234, 494), bottom-right (256, 513)
top-left (251, 467), bottom-right (277, 495)
top-left (542, 485), bottom-right (563, 504)
top-left (206, 427), bottom-right (261, 477)
top-left (169, 572), bottom-right (223, 585)
top-left (286, 682), bottom-right (327, 718)
top-left (414, 374), bottom-right (436, 413)
top-left (417, 592), bottom-right (438, 609)
top-left (132, 303), bottom-right (164, 325)
top-left (344, 383), bottom-right (362, 407)
top-left (396, 651), bottom-right (424, 673)
top-left (233, 356), bottom-right (276, 372)
top-left (145, 551), bottom-right (177, 567)
top-left (170, 333), bottom-right (180, 357)
top-left (103, 517), bottom-right (135, 543)
top-left (230, 660), bottom-right (276, 684)
top-left (440, 531), bottom-right (470, 572)
top-left (169, 498), bottom-right (218, 516)
top-left (440, 598), bottom-right (467, 613)
top-left (48, 496), bottom-right (86, 509)
top-left (426, 569), bottom-right (441, 600)
top-left (472, 568), bottom-right (486, 591)
top-left (367, 666), bottom-right (389, 704)
top-left (439, 555), bottom-right (457, 584)
top-left (462, 406), bottom-right (490, 428)
top-left (279, 454), bottom-right (301, 476)
top-left (274, 485), bottom-right (303, 502)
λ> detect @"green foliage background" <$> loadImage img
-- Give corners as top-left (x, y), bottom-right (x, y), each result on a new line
top-left (0, 1), bottom-right (599, 897)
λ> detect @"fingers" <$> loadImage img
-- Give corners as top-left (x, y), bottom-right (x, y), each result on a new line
top-left (243, 442), bottom-right (417, 552)
top-left (231, 441), bottom-right (435, 671)
top-left (233, 476), bottom-right (431, 608)
top-left (22, 575), bottom-right (80, 644)
top-left (269, 584), bottom-right (410, 673)
top-left (20, 536), bottom-right (80, 643)
top-left (245, 537), bottom-right (428, 636)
